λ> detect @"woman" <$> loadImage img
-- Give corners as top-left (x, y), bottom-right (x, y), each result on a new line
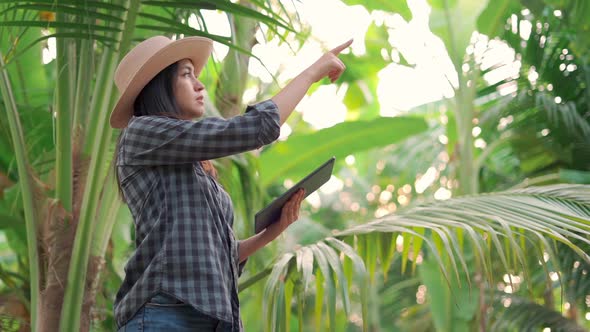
top-left (110, 35), bottom-right (351, 331)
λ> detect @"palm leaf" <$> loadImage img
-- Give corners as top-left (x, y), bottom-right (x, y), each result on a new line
top-left (490, 292), bottom-right (587, 332)
top-left (252, 184), bottom-right (590, 330)
top-left (259, 116), bottom-right (429, 187)
top-left (255, 238), bottom-right (368, 332)
top-left (141, 0), bottom-right (294, 32)
top-left (0, 4), bottom-right (125, 23)
top-left (472, 2), bottom-right (589, 192)
top-left (0, 52), bottom-right (40, 332)
top-left (548, 237), bottom-right (590, 309)
top-left (1, 0), bottom-right (297, 67)
top-left (1, 0), bottom-right (127, 11)
top-left (338, 184), bottom-right (590, 288)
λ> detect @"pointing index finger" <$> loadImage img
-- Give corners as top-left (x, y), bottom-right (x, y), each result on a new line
top-left (330, 38), bottom-right (353, 55)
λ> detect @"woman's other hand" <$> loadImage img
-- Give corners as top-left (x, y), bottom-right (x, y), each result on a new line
top-left (237, 189), bottom-right (306, 262)
top-left (266, 189), bottom-right (306, 238)
top-left (306, 39), bottom-right (353, 83)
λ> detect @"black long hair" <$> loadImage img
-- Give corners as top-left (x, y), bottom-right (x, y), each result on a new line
top-left (133, 62), bottom-right (181, 118)
top-left (114, 61), bottom-right (216, 202)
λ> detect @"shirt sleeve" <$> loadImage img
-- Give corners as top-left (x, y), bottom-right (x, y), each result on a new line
top-left (120, 99), bottom-right (280, 166)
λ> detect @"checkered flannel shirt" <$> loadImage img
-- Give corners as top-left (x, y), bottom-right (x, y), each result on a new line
top-left (113, 100), bottom-right (280, 330)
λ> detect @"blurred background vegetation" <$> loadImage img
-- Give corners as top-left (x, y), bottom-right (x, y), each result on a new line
top-left (0, 0), bottom-right (589, 331)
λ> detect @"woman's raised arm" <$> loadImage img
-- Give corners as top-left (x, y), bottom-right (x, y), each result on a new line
top-left (271, 39), bottom-right (353, 125)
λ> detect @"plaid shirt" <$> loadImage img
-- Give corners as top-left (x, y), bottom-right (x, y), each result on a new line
top-left (113, 100), bottom-right (280, 330)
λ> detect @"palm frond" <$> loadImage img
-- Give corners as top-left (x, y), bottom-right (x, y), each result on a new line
top-left (259, 238), bottom-right (368, 332)
top-left (489, 292), bottom-right (587, 332)
top-left (1, 0), bottom-right (299, 67)
top-left (472, 4), bottom-right (589, 192)
top-left (340, 184), bottom-right (590, 282)
top-left (142, 0), bottom-right (293, 32)
top-left (552, 238), bottom-right (590, 308)
top-left (256, 184), bottom-right (590, 331)
top-left (534, 92), bottom-right (590, 139)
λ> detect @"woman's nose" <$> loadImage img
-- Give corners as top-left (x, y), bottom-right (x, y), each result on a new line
top-left (194, 79), bottom-right (205, 91)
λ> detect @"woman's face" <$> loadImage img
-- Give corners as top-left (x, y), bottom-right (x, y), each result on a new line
top-left (174, 59), bottom-right (206, 120)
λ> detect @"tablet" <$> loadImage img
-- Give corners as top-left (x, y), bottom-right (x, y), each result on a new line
top-left (254, 157), bottom-right (336, 234)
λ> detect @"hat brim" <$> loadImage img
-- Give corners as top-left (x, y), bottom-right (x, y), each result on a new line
top-left (109, 37), bottom-right (213, 129)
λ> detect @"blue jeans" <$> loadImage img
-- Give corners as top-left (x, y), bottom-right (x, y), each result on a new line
top-left (117, 293), bottom-right (230, 331)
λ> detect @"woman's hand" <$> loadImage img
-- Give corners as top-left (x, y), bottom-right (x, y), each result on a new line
top-left (237, 189), bottom-right (306, 262)
top-left (266, 189), bottom-right (306, 238)
top-left (271, 38), bottom-right (353, 125)
top-left (305, 39), bottom-right (353, 83)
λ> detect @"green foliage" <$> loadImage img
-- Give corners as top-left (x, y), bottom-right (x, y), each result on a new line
top-left (259, 238), bottom-right (368, 332)
top-left (340, 23), bottom-right (392, 120)
top-left (419, 257), bottom-right (478, 332)
top-left (340, 0), bottom-right (412, 21)
top-left (256, 184), bottom-right (590, 331)
top-left (259, 116), bottom-right (428, 187)
top-left (476, 0), bottom-right (520, 37)
top-left (490, 293), bottom-right (587, 331)
top-left (427, 0), bottom-right (489, 70)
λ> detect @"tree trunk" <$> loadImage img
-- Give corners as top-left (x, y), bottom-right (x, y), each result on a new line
top-left (28, 131), bottom-right (108, 332)
top-left (0, 293), bottom-right (30, 332)
top-left (37, 196), bottom-right (105, 332)
top-left (214, 1), bottom-right (260, 118)
top-left (38, 210), bottom-right (75, 332)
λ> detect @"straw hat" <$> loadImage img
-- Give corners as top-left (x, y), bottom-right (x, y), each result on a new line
top-left (109, 36), bottom-right (213, 128)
